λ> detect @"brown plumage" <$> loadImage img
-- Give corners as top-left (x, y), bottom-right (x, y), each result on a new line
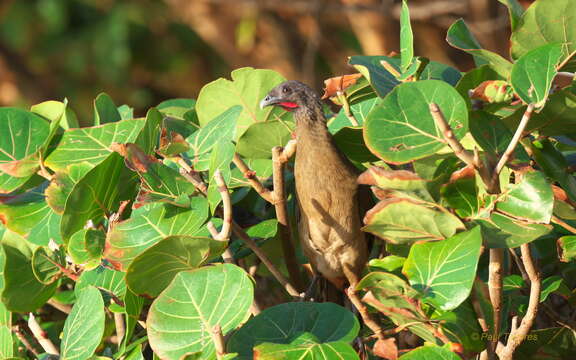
top-left (260, 80), bottom-right (369, 288)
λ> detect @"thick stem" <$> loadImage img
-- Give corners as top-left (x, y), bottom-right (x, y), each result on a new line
top-left (212, 325), bottom-right (226, 360)
top-left (13, 325), bottom-right (40, 357)
top-left (114, 313), bottom-right (125, 346)
top-left (28, 313), bottom-right (59, 355)
top-left (488, 248), bottom-right (503, 354)
top-left (498, 243), bottom-right (541, 360)
top-left (272, 145), bottom-right (304, 292)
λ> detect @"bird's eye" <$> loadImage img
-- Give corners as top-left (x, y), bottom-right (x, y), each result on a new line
top-left (282, 87), bottom-right (289, 93)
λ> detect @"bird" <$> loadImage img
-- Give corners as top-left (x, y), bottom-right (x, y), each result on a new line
top-left (260, 80), bottom-right (370, 293)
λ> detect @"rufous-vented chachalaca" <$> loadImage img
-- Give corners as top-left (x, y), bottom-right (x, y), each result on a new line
top-left (260, 80), bottom-right (370, 291)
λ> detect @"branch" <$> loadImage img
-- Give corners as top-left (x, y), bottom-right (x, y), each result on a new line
top-left (231, 222), bottom-right (301, 297)
top-left (212, 325), bottom-right (226, 360)
top-left (429, 103), bottom-right (474, 165)
top-left (272, 144), bottom-right (304, 291)
top-left (27, 313), bottom-right (59, 355)
top-left (552, 215), bottom-right (576, 234)
top-left (492, 104), bottom-right (535, 182)
top-left (430, 103), bottom-right (497, 192)
top-left (12, 325), bottom-right (40, 357)
top-left (498, 243), bottom-right (541, 360)
top-left (209, 170), bottom-right (232, 242)
top-left (232, 153), bottom-right (273, 203)
top-left (488, 248), bottom-right (503, 354)
top-left (179, 161), bottom-right (301, 298)
top-left (343, 267), bottom-right (385, 341)
top-left (114, 313), bottom-right (125, 346)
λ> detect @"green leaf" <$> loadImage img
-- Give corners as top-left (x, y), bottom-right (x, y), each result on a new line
top-left (329, 97), bottom-right (377, 133)
top-left (196, 67), bottom-right (291, 141)
top-left (75, 266), bottom-right (126, 299)
top-left (236, 120), bottom-right (294, 159)
top-left (93, 92), bottom-right (121, 125)
top-left (497, 0), bottom-right (524, 31)
top-left (400, 0), bottom-right (414, 73)
top-left (511, 0), bottom-right (576, 72)
top-left (253, 341), bottom-right (359, 360)
top-left (476, 212), bottom-right (552, 248)
top-left (0, 241), bottom-right (11, 359)
top-left (496, 171), bottom-right (554, 223)
top-left (558, 236), bottom-right (576, 262)
top-left (349, 56), bottom-right (401, 97)
top-left (61, 152), bottom-right (137, 242)
top-left (147, 264), bottom-right (254, 360)
top-left (1, 231), bottom-right (57, 312)
top-left (118, 104), bottom-right (134, 120)
top-left (31, 246), bottom-right (65, 284)
top-left (228, 302), bottom-right (359, 360)
top-left (68, 229), bottom-right (105, 269)
top-left (350, 56), bottom-right (461, 98)
top-left (441, 174), bottom-right (479, 218)
top-left (399, 344), bottom-right (460, 360)
top-left (126, 235), bottom-right (220, 297)
top-left (363, 198), bottom-right (464, 245)
top-left (540, 275), bottom-right (569, 302)
top-left (511, 43), bottom-right (563, 107)
top-left (455, 65), bottom-right (504, 106)
top-left (135, 108), bottom-right (162, 155)
top-left (364, 80), bottom-right (468, 164)
top-left (359, 167), bottom-right (427, 191)
top-left (45, 163), bottom-right (93, 214)
top-left (368, 255), bottom-right (405, 272)
top-left (229, 158), bottom-right (272, 189)
top-left (158, 99), bottom-right (196, 110)
top-left (0, 108), bottom-right (50, 178)
top-left (515, 89), bottom-right (576, 136)
top-left (61, 286), bottom-right (105, 360)
top-left (31, 100), bottom-right (79, 130)
top-left (356, 272), bottom-right (437, 343)
top-left (44, 119), bottom-right (145, 172)
top-left (433, 301), bottom-right (484, 352)
top-left (403, 227), bottom-right (482, 310)
top-left (469, 111), bottom-right (529, 164)
top-left (106, 198), bottom-right (209, 270)
top-left (532, 139), bottom-right (576, 203)
top-left (332, 126), bottom-right (379, 163)
top-left (446, 19), bottom-right (513, 76)
top-left (186, 106), bottom-right (240, 171)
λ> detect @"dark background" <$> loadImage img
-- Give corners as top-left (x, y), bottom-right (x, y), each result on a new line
top-left (0, 0), bottom-right (533, 119)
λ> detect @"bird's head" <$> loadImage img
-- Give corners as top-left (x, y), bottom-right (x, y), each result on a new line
top-left (259, 80), bottom-right (321, 113)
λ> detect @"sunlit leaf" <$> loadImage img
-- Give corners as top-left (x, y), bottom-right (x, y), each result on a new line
top-left (403, 227), bottom-right (482, 310)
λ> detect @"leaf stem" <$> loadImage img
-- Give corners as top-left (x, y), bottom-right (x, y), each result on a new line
top-left (492, 103), bottom-right (534, 183)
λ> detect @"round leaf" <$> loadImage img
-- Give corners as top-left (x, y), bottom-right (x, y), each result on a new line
top-left (0, 108), bottom-right (49, 178)
top-left (364, 80), bottom-right (468, 164)
top-left (511, 0), bottom-right (576, 72)
top-left (196, 67), bottom-right (291, 141)
top-left (363, 198), bottom-right (465, 245)
top-left (510, 43), bottom-right (563, 107)
top-left (126, 235), bottom-right (214, 297)
top-left (228, 302), bottom-right (359, 359)
top-left (147, 264), bottom-right (253, 359)
top-left (496, 171), bottom-right (553, 223)
top-left (403, 227), bottom-right (482, 310)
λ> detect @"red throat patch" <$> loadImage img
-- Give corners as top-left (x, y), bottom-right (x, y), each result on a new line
top-left (279, 102), bottom-right (298, 111)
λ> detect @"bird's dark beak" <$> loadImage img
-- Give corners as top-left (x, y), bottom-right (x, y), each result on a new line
top-left (259, 94), bottom-right (281, 109)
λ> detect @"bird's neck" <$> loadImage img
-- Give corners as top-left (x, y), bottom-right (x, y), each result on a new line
top-left (294, 106), bottom-right (331, 143)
